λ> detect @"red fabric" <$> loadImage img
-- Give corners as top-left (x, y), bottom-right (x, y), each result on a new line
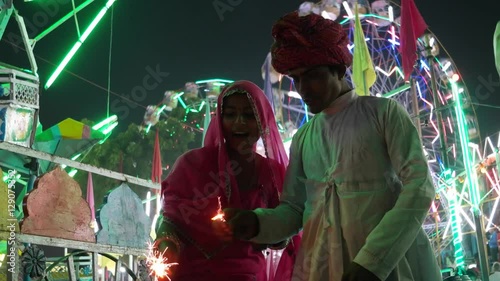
top-left (271, 11), bottom-right (352, 74)
top-left (151, 129), bottom-right (163, 183)
top-left (399, 0), bottom-right (428, 81)
top-left (162, 81), bottom-right (298, 280)
top-left (273, 235), bottom-right (302, 281)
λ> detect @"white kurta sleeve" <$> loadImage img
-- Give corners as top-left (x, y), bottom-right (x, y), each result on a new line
top-left (250, 136), bottom-right (306, 244)
top-left (353, 99), bottom-right (435, 280)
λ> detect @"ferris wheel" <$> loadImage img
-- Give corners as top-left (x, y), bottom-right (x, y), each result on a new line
top-left (267, 0), bottom-right (499, 267)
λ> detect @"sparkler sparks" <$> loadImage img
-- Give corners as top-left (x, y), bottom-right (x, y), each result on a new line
top-left (211, 196), bottom-right (226, 222)
top-left (146, 241), bottom-right (178, 280)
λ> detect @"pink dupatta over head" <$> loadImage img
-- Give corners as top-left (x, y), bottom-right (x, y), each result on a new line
top-left (162, 81), bottom-right (299, 280)
top-left (204, 80), bottom-right (288, 203)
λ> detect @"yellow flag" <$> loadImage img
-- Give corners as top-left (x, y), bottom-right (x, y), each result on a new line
top-left (352, 2), bottom-right (376, 96)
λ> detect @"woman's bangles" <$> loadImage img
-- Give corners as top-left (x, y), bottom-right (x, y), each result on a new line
top-left (154, 233), bottom-right (183, 253)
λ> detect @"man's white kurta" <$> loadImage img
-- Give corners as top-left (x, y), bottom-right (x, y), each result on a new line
top-left (252, 91), bottom-right (442, 281)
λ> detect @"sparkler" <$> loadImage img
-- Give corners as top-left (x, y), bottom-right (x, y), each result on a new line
top-left (211, 196), bottom-right (226, 222)
top-left (146, 241), bottom-right (178, 281)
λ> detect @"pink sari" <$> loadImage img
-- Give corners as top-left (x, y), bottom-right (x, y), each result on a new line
top-left (162, 81), bottom-right (300, 281)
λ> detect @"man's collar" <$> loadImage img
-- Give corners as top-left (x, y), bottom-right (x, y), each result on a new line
top-left (320, 90), bottom-right (358, 115)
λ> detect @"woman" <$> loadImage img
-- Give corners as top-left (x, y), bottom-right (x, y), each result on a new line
top-left (155, 81), bottom-right (299, 281)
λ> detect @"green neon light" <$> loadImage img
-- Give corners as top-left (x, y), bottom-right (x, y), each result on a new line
top-left (102, 121), bottom-right (118, 135)
top-left (178, 98), bottom-right (187, 109)
top-left (451, 82), bottom-right (480, 209)
top-left (198, 101), bottom-right (205, 111)
top-left (195, 78), bottom-right (234, 84)
top-left (34, 0), bottom-right (95, 42)
top-left (157, 105), bottom-right (166, 116)
top-left (339, 13), bottom-right (392, 25)
top-left (173, 92), bottom-right (184, 99)
top-left (92, 115), bottom-right (117, 130)
top-left (71, 153), bottom-right (81, 160)
top-left (45, 0), bottom-right (117, 89)
top-left (383, 84), bottom-right (411, 98)
top-left (444, 169), bottom-right (465, 270)
top-left (68, 169), bottom-right (78, 177)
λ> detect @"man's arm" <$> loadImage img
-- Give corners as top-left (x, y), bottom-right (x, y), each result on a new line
top-left (251, 136), bottom-right (307, 244)
top-left (353, 99), bottom-right (435, 280)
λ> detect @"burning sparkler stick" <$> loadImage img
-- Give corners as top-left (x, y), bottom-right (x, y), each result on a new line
top-left (211, 196), bottom-right (226, 222)
top-left (146, 241), bottom-right (178, 281)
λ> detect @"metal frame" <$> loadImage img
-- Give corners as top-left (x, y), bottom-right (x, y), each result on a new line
top-left (0, 141), bottom-right (160, 190)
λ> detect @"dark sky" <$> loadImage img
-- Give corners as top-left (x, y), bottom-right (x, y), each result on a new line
top-left (2, 0), bottom-right (500, 138)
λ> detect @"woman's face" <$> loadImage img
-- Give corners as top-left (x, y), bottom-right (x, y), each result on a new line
top-left (221, 93), bottom-right (260, 152)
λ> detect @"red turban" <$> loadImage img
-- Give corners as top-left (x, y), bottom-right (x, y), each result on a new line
top-left (271, 11), bottom-right (352, 74)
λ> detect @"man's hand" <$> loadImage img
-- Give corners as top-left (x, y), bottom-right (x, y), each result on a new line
top-left (215, 208), bottom-right (259, 240)
top-left (341, 262), bottom-right (381, 281)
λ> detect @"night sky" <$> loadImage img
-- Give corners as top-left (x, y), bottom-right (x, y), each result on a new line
top-left (2, 0), bottom-right (500, 138)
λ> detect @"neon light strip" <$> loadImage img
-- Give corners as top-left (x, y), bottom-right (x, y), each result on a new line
top-left (442, 219), bottom-right (451, 239)
top-left (342, 1), bottom-right (354, 18)
top-left (451, 82), bottom-right (481, 209)
top-left (45, 0), bottom-right (117, 89)
top-left (458, 207), bottom-right (476, 231)
top-left (375, 66), bottom-right (404, 79)
top-left (198, 101), bottom-right (206, 111)
top-left (447, 117), bottom-right (453, 133)
top-left (382, 84), bottom-right (410, 98)
top-left (485, 137), bottom-right (496, 158)
top-left (470, 143), bottom-right (482, 162)
top-left (431, 201), bottom-right (441, 221)
top-left (484, 172), bottom-right (500, 195)
top-left (492, 169), bottom-right (500, 190)
top-left (388, 26), bottom-right (399, 45)
top-left (446, 173), bottom-right (465, 268)
top-left (102, 122), bottom-right (117, 135)
top-left (485, 199), bottom-right (499, 230)
top-left (195, 78), bottom-right (234, 84)
top-left (442, 61), bottom-right (452, 72)
top-left (437, 90), bottom-right (446, 106)
top-left (416, 82), bottom-right (440, 144)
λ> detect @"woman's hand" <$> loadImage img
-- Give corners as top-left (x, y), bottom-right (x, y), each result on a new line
top-left (212, 219), bottom-right (233, 242)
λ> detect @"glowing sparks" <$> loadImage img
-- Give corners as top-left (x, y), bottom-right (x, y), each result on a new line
top-left (146, 242), bottom-right (178, 280)
top-left (211, 196), bottom-right (226, 222)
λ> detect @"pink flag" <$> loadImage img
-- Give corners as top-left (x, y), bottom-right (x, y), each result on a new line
top-left (86, 172), bottom-right (95, 221)
top-left (151, 129), bottom-right (163, 184)
top-left (399, 0), bottom-right (428, 81)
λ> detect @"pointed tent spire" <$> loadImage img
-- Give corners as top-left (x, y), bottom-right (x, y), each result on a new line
top-left (86, 172), bottom-right (96, 231)
top-left (399, 0), bottom-right (428, 82)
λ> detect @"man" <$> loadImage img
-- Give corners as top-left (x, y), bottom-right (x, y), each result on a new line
top-left (221, 11), bottom-right (442, 281)
top-left (490, 262), bottom-right (500, 281)
top-left (489, 228), bottom-right (499, 262)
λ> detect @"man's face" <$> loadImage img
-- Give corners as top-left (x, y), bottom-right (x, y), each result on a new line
top-left (288, 65), bottom-right (344, 114)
